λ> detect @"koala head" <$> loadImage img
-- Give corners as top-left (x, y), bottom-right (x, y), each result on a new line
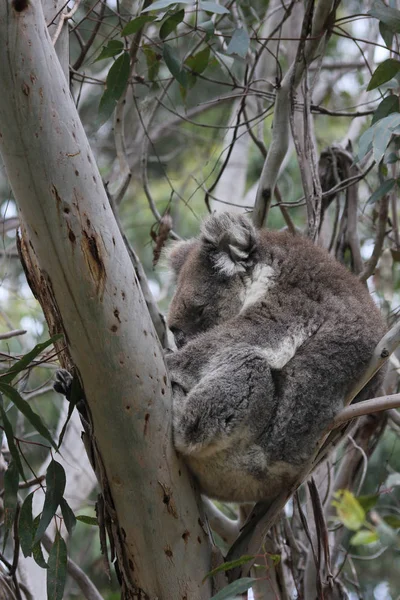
top-left (167, 213), bottom-right (258, 347)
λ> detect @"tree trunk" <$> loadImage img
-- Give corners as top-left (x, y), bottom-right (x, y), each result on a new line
top-left (0, 2), bottom-right (212, 598)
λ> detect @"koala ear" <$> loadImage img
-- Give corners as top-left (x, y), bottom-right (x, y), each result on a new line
top-left (200, 213), bottom-right (258, 276)
top-left (164, 240), bottom-right (197, 277)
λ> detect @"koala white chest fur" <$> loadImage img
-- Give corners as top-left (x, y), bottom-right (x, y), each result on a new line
top-left (165, 212), bottom-right (386, 502)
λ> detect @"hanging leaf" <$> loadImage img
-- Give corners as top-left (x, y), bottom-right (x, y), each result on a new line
top-left (32, 515), bottom-right (48, 568)
top-left (47, 532), bottom-right (67, 600)
top-left (1, 335), bottom-right (62, 384)
top-left (94, 40), bottom-right (124, 62)
top-left (372, 95), bottom-right (399, 125)
top-left (199, 19), bottom-right (214, 39)
top-left (98, 52), bottom-right (130, 126)
top-left (121, 15), bottom-right (157, 36)
top-left (227, 28), bottom-right (250, 58)
top-left (160, 9), bottom-right (185, 40)
top-left (34, 461), bottom-right (66, 544)
top-left (20, 492), bottom-right (35, 557)
top-left (185, 47), bottom-right (210, 74)
top-left (210, 577), bottom-right (257, 600)
top-left (368, 1), bottom-right (400, 33)
top-left (0, 382), bottom-right (57, 451)
top-left (356, 126), bottom-right (374, 162)
top-left (143, 45), bottom-right (161, 82)
top-left (367, 58), bottom-right (400, 91)
top-left (203, 554), bottom-right (255, 581)
top-left (357, 494), bottom-right (379, 512)
top-left (379, 21), bottom-right (394, 49)
top-left (3, 461), bottom-right (19, 550)
top-left (367, 179), bottom-right (395, 204)
top-left (350, 529), bottom-right (379, 546)
top-left (76, 514), bottom-right (98, 526)
top-left (199, 1), bottom-right (230, 15)
top-left (60, 498), bottom-right (76, 535)
top-left (0, 404), bottom-right (26, 481)
top-left (332, 490), bottom-right (365, 531)
top-left (142, 0), bottom-right (191, 12)
top-left (163, 43), bottom-right (187, 87)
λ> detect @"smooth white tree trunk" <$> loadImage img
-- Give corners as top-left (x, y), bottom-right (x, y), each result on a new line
top-left (0, 2), bottom-right (212, 598)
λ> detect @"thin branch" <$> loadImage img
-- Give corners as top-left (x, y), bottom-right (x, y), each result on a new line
top-left (359, 194), bottom-right (390, 283)
top-left (202, 497), bottom-right (240, 546)
top-left (0, 330), bottom-right (26, 341)
top-left (72, 1), bottom-right (105, 71)
top-left (331, 394), bottom-right (400, 429)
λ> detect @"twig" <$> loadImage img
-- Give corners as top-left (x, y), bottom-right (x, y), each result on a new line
top-left (202, 497), bottom-right (240, 546)
top-left (72, 1), bottom-right (105, 71)
top-left (52, 0), bottom-right (81, 45)
top-left (359, 194), bottom-right (390, 283)
top-left (253, 0), bottom-right (338, 228)
top-left (42, 534), bottom-right (103, 600)
top-left (0, 330), bottom-right (26, 341)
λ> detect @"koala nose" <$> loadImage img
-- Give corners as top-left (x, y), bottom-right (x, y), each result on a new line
top-left (170, 326), bottom-right (186, 349)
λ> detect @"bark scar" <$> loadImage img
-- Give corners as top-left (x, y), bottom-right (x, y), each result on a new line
top-left (81, 230), bottom-right (106, 299)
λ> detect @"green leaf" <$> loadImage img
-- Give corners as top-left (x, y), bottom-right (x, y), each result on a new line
top-left (94, 40), bottom-right (124, 62)
top-left (372, 95), bottom-right (399, 125)
top-left (200, 1), bottom-right (230, 15)
top-left (142, 0), bottom-right (191, 12)
top-left (210, 578), bottom-right (257, 600)
top-left (199, 19), bottom-right (214, 39)
top-left (332, 490), bottom-right (365, 531)
top-left (20, 492), bottom-right (34, 557)
top-left (185, 47), bottom-right (210, 74)
top-left (227, 28), bottom-right (250, 58)
top-left (350, 529), bottom-right (379, 546)
top-left (0, 382), bottom-right (57, 451)
top-left (163, 43), bottom-right (187, 87)
top-left (47, 532), bottom-right (67, 600)
top-left (121, 15), bottom-right (157, 36)
top-left (369, 1), bottom-right (400, 33)
top-left (60, 498), bottom-right (76, 536)
top-left (383, 515), bottom-right (400, 529)
top-left (357, 494), bottom-right (379, 512)
top-left (367, 179), bottom-right (395, 204)
top-left (143, 45), bottom-right (161, 81)
top-left (379, 21), bottom-right (394, 49)
top-left (2, 335), bottom-right (62, 384)
top-left (204, 555), bottom-right (255, 582)
top-left (34, 460), bottom-right (66, 544)
top-left (3, 461), bottom-right (19, 550)
top-left (32, 515), bottom-right (48, 568)
top-left (76, 514), bottom-right (98, 526)
top-left (98, 52), bottom-right (130, 126)
top-left (0, 404), bottom-right (26, 481)
top-left (367, 58), bottom-right (400, 91)
top-left (160, 9), bottom-right (185, 40)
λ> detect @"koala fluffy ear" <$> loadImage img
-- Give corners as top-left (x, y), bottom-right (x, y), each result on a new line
top-left (165, 240), bottom-right (197, 277)
top-left (200, 213), bottom-right (258, 276)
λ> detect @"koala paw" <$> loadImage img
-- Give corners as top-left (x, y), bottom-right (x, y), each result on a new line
top-left (53, 369), bottom-right (73, 401)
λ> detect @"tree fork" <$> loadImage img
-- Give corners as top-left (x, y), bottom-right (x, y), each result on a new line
top-left (0, 2), bottom-right (212, 598)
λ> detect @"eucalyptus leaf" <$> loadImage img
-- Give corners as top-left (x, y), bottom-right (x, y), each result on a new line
top-left (34, 460), bottom-right (66, 544)
top-left (160, 9), bottom-right (185, 40)
top-left (32, 515), bottom-right (48, 569)
top-left (163, 43), bottom-right (187, 87)
top-left (47, 532), bottom-right (67, 600)
top-left (367, 58), bottom-right (400, 91)
top-left (200, 1), bottom-right (230, 15)
top-left (94, 40), bottom-right (124, 62)
top-left (185, 47), bottom-right (210, 74)
top-left (98, 52), bottom-right (130, 126)
top-left (372, 95), bottom-right (399, 125)
top-left (60, 498), bottom-right (76, 535)
top-left (142, 0), bottom-right (191, 12)
top-left (210, 578), bottom-right (257, 600)
top-left (121, 15), bottom-right (156, 36)
top-left (227, 28), bottom-right (250, 58)
top-left (350, 529), bottom-right (379, 546)
top-left (2, 335), bottom-right (62, 384)
top-left (3, 461), bottom-right (19, 550)
top-left (0, 382), bottom-right (57, 450)
top-left (76, 514), bottom-right (98, 526)
top-left (20, 492), bottom-right (34, 557)
top-left (367, 179), bottom-right (395, 204)
top-left (369, 1), bottom-right (400, 33)
top-left (0, 404), bottom-right (26, 481)
top-left (204, 554), bottom-right (255, 581)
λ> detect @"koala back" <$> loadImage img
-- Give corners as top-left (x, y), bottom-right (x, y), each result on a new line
top-left (165, 213), bottom-right (386, 502)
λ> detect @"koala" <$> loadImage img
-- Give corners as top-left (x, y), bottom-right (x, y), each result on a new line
top-left (165, 212), bottom-right (386, 503)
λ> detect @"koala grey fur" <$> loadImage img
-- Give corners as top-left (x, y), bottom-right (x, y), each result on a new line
top-left (165, 212), bottom-right (386, 503)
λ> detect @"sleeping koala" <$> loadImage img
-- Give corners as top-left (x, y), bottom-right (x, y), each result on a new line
top-left (165, 213), bottom-right (386, 503)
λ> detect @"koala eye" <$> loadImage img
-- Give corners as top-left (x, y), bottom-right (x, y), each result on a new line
top-left (194, 305), bottom-right (205, 318)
